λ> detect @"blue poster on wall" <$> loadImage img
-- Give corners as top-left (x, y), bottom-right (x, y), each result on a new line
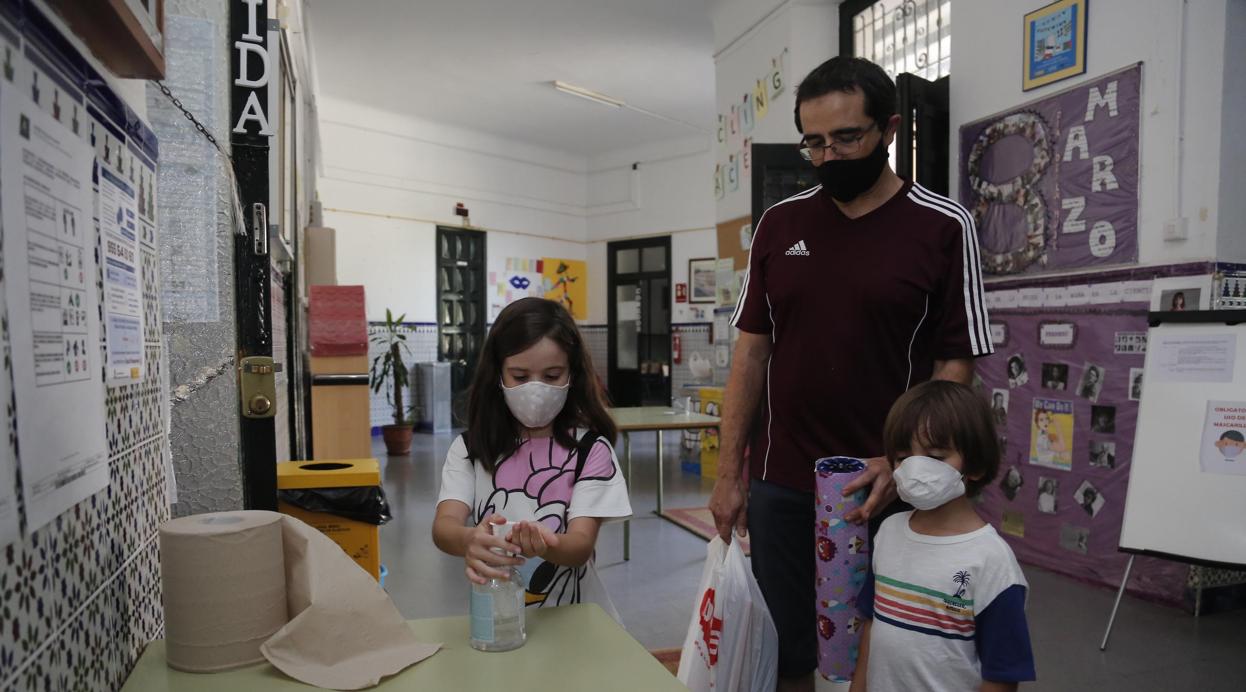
top-left (1029, 4), bottom-right (1078, 78)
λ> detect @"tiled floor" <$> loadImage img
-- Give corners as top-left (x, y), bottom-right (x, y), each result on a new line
top-left (376, 432), bottom-right (1246, 691)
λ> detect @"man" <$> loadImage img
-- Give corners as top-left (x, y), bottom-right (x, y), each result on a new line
top-left (708, 57), bottom-right (992, 692)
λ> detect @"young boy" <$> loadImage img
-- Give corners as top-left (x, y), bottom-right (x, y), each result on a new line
top-left (851, 381), bottom-right (1036, 691)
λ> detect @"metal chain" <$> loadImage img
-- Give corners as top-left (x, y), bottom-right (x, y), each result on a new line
top-left (155, 80), bottom-right (230, 163)
top-left (154, 80), bottom-right (249, 237)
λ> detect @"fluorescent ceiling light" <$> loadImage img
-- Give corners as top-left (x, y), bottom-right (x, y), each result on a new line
top-left (553, 80), bottom-right (624, 108)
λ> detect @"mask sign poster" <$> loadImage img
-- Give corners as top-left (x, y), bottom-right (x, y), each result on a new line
top-left (960, 64), bottom-right (1140, 276)
top-left (1201, 402), bottom-right (1246, 476)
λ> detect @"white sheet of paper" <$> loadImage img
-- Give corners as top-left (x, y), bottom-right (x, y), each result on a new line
top-left (98, 163), bottom-right (144, 384)
top-left (1150, 334), bottom-right (1237, 384)
top-left (2, 82), bottom-right (109, 532)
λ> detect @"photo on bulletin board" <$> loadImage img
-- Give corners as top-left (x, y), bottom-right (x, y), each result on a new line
top-left (1149, 275), bottom-right (1213, 311)
top-left (1076, 362), bottom-right (1105, 402)
top-left (1037, 476), bottom-right (1060, 513)
top-left (1007, 353), bottom-right (1029, 388)
top-left (1073, 480), bottom-right (1105, 517)
top-left (1022, 0), bottom-right (1087, 91)
top-left (1090, 405), bottom-right (1116, 434)
top-left (1128, 367), bottom-right (1143, 401)
top-left (999, 465), bottom-right (1024, 501)
top-left (1030, 398), bottom-right (1073, 471)
top-left (689, 258), bottom-right (717, 303)
top-left (1089, 439), bottom-right (1116, 469)
top-left (991, 389), bottom-right (1010, 430)
top-left (1040, 362), bottom-right (1068, 391)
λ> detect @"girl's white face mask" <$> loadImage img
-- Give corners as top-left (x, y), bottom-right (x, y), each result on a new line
top-left (500, 380), bottom-right (570, 429)
top-left (893, 455), bottom-right (966, 510)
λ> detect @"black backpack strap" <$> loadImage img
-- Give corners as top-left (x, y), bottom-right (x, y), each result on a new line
top-left (573, 429), bottom-right (599, 481)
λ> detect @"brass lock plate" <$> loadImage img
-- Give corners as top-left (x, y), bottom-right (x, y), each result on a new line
top-left (240, 356), bottom-right (280, 419)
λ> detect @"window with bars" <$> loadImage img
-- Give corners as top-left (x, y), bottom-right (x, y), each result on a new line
top-left (842, 0), bottom-right (951, 81)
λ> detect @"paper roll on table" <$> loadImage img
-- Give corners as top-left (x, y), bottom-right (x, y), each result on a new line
top-left (159, 510), bottom-right (439, 689)
top-left (160, 511), bottom-right (288, 671)
top-left (813, 457), bottom-right (870, 683)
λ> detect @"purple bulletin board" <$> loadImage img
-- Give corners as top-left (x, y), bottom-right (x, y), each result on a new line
top-left (961, 64), bottom-right (1141, 276)
top-left (977, 274), bottom-right (1190, 604)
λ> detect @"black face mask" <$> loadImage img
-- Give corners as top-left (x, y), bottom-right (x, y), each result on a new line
top-left (815, 137), bottom-right (889, 203)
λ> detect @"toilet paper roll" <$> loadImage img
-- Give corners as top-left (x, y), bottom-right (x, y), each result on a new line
top-left (161, 510), bottom-right (441, 689)
top-left (160, 511), bottom-right (288, 672)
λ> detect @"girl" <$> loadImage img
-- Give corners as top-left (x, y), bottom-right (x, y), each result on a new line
top-left (432, 298), bottom-right (631, 619)
top-left (851, 380), bottom-right (1035, 691)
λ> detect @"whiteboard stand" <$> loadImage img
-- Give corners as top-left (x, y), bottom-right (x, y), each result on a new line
top-left (1099, 555), bottom-right (1135, 651)
top-left (1104, 311), bottom-right (1246, 650)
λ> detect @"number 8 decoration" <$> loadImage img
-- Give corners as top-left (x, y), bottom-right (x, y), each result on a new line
top-left (966, 111), bottom-right (1053, 275)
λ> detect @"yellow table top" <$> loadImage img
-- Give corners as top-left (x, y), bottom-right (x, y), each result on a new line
top-left (609, 406), bottom-right (722, 432)
top-left (121, 604), bottom-right (685, 691)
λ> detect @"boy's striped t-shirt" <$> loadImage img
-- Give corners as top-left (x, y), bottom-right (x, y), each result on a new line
top-left (858, 513), bottom-right (1036, 690)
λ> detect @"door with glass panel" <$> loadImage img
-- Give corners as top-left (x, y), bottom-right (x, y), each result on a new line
top-left (436, 227), bottom-right (486, 419)
top-left (607, 238), bottom-right (671, 407)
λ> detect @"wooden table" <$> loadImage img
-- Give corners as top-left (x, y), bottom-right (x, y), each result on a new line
top-left (609, 406), bottom-right (722, 560)
top-left (121, 604), bottom-right (685, 691)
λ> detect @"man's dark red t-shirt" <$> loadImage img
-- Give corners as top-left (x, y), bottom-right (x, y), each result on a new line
top-left (731, 181), bottom-right (993, 493)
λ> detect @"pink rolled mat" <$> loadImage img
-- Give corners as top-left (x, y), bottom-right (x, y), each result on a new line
top-left (814, 456), bottom-right (871, 683)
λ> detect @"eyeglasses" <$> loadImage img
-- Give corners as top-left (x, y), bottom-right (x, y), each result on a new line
top-left (798, 122), bottom-right (878, 161)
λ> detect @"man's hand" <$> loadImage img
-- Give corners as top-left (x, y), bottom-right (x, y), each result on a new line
top-left (842, 456), bottom-right (897, 524)
top-left (709, 475), bottom-right (749, 543)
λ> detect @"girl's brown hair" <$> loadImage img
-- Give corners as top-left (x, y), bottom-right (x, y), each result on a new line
top-left (463, 298), bottom-right (616, 472)
top-left (882, 380), bottom-right (1000, 496)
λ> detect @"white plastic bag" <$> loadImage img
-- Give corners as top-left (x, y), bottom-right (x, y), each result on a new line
top-left (677, 536), bottom-right (778, 692)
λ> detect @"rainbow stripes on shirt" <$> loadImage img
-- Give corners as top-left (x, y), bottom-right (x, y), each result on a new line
top-left (872, 574), bottom-right (977, 641)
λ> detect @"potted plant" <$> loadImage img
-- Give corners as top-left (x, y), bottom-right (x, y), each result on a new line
top-left (370, 309), bottom-right (414, 456)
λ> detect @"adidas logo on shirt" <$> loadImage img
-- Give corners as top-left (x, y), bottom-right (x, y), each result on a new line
top-left (785, 240), bottom-right (811, 256)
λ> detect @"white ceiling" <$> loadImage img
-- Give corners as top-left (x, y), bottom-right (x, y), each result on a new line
top-left (307, 0), bottom-right (717, 158)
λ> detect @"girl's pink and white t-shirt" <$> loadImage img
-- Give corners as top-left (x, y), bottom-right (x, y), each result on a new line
top-left (438, 433), bottom-right (632, 620)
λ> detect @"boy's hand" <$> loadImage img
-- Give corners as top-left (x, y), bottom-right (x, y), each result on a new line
top-left (509, 520), bottom-right (562, 559)
top-left (463, 514), bottom-right (524, 584)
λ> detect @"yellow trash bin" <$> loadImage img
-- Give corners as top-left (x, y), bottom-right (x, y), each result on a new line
top-left (277, 458), bottom-right (384, 580)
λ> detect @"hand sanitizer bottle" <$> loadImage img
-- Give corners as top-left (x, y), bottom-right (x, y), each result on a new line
top-left (470, 523), bottom-right (526, 652)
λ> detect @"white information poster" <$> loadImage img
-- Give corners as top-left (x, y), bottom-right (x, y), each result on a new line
top-left (98, 163), bottom-right (144, 384)
top-left (1200, 401), bottom-right (1246, 477)
top-left (1, 82), bottom-right (109, 532)
top-left (1150, 334), bottom-right (1237, 383)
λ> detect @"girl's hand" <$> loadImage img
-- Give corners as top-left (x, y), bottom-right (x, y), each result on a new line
top-left (464, 515), bottom-right (524, 585)
top-left (509, 520), bottom-right (561, 559)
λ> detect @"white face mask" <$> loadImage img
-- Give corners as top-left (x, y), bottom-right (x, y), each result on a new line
top-left (893, 455), bottom-right (966, 510)
top-left (501, 380), bottom-right (570, 429)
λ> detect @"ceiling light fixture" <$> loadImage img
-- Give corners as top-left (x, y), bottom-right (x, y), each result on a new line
top-left (552, 80), bottom-right (624, 108)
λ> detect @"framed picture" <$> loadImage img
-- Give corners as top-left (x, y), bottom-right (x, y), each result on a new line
top-left (1150, 275), bottom-right (1213, 312)
top-left (689, 258), bottom-right (717, 304)
top-left (1023, 0), bottom-right (1087, 91)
